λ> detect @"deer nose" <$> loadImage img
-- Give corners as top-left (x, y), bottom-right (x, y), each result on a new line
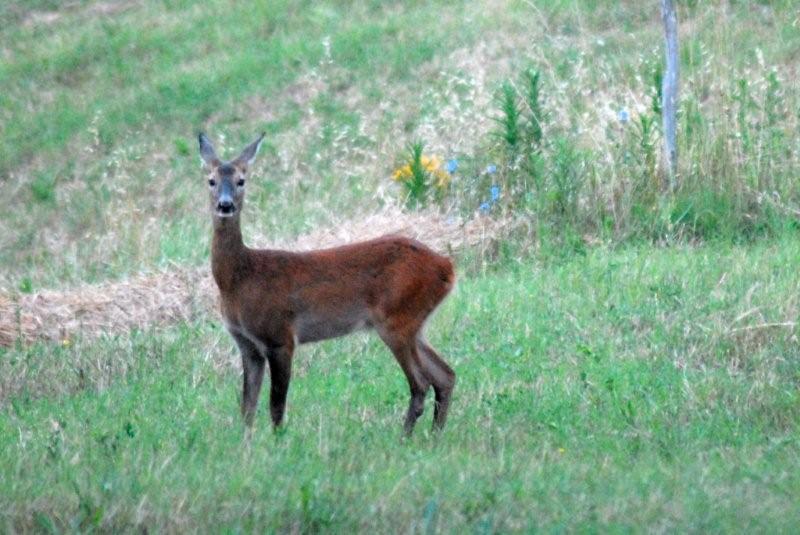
top-left (217, 198), bottom-right (234, 213)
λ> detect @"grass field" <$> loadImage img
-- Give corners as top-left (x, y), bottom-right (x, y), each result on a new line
top-left (1, 0), bottom-right (799, 532)
top-left (3, 239), bottom-right (798, 531)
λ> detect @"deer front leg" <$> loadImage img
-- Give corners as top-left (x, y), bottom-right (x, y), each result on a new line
top-left (234, 335), bottom-right (266, 428)
top-left (266, 343), bottom-right (293, 428)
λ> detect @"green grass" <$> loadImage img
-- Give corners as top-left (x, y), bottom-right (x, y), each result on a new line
top-left (3, 0), bottom-right (798, 290)
top-left (2, 239), bottom-right (798, 531)
top-left (0, 0), bottom-right (483, 288)
top-left (2, 0), bottom-right (800, 531)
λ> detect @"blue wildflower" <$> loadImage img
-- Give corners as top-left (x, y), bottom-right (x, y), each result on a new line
top-left (617, 108), bottom-right (630, 124)
top-left (490, 185), bottom-right (501, 202)
top-left (446, 159), bottom-right (458, 173)
top-left (479, 202), bottom-right (491, 214)
top-left (486, 164), bottom-right (497, 174)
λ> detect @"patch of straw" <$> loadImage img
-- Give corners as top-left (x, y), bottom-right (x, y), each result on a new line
top-left (0, 208), bottom-right (507, 347)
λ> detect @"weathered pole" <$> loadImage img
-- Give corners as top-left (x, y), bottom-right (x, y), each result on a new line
top-left (660, 0), bottom-right (679, 189)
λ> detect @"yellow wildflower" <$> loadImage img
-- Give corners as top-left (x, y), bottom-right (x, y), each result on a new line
top-left (421, 155), bottom-right (442, 173)
top-left (392, 164), bottom-right (412, 181)
top-left (391, 154), bottom-right (446, 185)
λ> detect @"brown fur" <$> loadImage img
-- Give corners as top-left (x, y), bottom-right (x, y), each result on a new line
top-left (200, 133), bottom-right (456, 434)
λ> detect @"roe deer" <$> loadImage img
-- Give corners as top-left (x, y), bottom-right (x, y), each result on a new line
top-left (199, 133), bottom-right (456, 435)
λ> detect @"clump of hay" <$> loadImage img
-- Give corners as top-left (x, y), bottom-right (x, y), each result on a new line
top-left (0, 209), bottom-right (508, 347)
top-left (0, 268), bottom-right (216, 347)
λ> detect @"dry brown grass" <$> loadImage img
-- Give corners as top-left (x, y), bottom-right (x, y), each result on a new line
top-left (0, 207), bottom-right (508, 347)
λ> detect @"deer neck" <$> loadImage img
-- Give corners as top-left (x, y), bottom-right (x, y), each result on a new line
top-left (211, 215), bottom-right (249, 292)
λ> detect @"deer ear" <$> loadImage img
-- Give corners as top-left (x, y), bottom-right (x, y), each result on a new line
top-left (233, 132), bottom-right (266, 171)
top-left (198, 132), bottom-right (221, 168)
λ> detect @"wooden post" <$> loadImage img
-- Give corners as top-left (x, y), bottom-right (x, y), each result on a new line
top-left (661, 0), bottom-right (679, 189)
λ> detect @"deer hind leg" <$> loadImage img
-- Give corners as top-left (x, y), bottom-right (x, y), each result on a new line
top-left (417, 339), bottom-right (456, 431)
top-left (266, 342), bottom-right (294, 428)
top-left (234, 335), bottom-right (266, 428)
top-left (379, 330), bottom-right (430, 435)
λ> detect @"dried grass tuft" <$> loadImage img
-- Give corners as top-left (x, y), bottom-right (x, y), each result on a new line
top-left (0, 208), bottom-right (507, 347)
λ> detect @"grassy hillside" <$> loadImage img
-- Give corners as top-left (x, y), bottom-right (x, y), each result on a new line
top-left (1, 0), bottom-right (799, 532)
top-left (1, 0), bottom-right (798, 289)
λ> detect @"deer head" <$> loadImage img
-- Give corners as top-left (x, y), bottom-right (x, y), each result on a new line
top-left (198, 133), bottom-right (265, 219)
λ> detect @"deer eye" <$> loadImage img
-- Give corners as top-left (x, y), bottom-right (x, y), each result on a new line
top-left (237, 179), bottom-right (245, 187)
top-left (208, 179), bottom-right (216, 187)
